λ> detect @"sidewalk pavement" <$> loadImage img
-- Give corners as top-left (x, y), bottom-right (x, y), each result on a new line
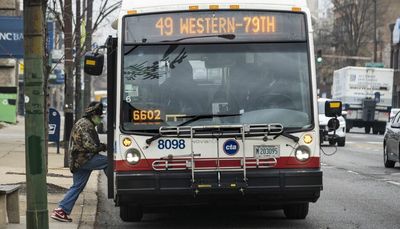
top-left (0, 117), bottom-right (98, 229)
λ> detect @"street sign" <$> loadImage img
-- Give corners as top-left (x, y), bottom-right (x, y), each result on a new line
top-left (0, 16), bottom-right (54, 58)
top-left (365, 62), bottom-right (384, 68)
top-left (0, 17), bottom-right (23, 58)
top-left (48, 108), bottom-right (61, 154)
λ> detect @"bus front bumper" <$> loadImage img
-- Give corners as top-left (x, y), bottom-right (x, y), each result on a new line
top-left (115, 168), bottom-right (322, 207)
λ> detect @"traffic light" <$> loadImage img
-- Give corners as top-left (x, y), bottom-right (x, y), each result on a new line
top-left (316, 49), bottom-right (323, 63)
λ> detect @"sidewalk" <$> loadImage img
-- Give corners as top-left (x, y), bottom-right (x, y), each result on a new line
top-left (0, 117), bottom-right (98, 229)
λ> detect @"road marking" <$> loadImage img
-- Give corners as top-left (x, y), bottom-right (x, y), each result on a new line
top-left (323, 163), bottom-right (400, 188)
top-left (367, 142), bottom-right (382, 145)
top-left (386, 181), bottom-right (400, 186)
top-left (347, 170), bottom-right (359, 175)
top-left (346, 141), bottom-right (381, 145)
top-left (348, 135), bottom-right (366, 138)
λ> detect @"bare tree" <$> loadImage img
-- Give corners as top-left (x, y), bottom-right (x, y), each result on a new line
top-left (63, 0), bottom-right (74, 167)
top-left (313, 0), bottom-right (388, 97)
top-left (91, 0), bottom-right (121, 34)
top-left (75, 0), bottom-right (82, 119)
top-left (314, 15), bottom-right (336, 97)
top-left (83, 0), bottom-right (121, 108)
top-left (47, 0), bottom-right (121, 52)
top-left (46, 0), bottom-right (121, 156)
top-left (331, 0), bottom-right (384, 66)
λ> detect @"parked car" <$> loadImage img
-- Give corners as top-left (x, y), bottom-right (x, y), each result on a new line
top-left (386, 108), bottom-right (400, 131)
top-left (318, 98), bottom-right (346, 146)
top-left (97, 96), bottom-right (107, 134)
top-left (383, 110), bottom-right (400, 168)
top-left (389, 108), bottom-right (400, 123)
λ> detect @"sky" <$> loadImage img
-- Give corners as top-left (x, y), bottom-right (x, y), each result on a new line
top-left (91, 0), bottom-right (120, 45)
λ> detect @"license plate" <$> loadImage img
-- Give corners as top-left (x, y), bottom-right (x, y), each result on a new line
top-left (254, 145), bottom-right (280, 158)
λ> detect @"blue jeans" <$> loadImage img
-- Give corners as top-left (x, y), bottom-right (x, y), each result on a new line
top-left (59, 154), bottom-right (108, 214)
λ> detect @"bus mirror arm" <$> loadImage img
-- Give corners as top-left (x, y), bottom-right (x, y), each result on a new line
top-left (93, 45), bottom-right (106, 54)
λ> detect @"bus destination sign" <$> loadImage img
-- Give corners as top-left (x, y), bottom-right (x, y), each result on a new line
top-left (124, 11), bottom-right (306, 43)
top-left (155, 15), bottom-right (276, 36)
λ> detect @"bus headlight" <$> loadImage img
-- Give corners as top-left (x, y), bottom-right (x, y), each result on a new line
top-left (125, 148), bottom-right (141, 164)
top-left (295, 146), bottom-right (311, 162)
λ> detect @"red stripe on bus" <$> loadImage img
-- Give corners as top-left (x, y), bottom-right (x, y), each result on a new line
top-left (114, 157), bottom-right (320, 171)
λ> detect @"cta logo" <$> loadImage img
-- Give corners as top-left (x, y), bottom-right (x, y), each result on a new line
top-left (223, 139), bottom-right (239, 156)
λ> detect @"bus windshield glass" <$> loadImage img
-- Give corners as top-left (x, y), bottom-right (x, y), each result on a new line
top-left (121, 42), bottom-right (313, 132)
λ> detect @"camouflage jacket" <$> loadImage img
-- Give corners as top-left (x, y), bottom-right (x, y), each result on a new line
top-left (68, 117), bottom-right (104, 173)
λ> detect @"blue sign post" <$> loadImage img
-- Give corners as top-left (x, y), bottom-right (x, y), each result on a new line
top-left (48, 108), bottom-right (61, 154)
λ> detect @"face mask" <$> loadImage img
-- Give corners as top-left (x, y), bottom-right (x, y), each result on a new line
top-left (92, 115), bottom-right (102, 126)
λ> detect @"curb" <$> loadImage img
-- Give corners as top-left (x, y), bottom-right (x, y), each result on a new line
top-left (77, 172), bottom-right (99, 229)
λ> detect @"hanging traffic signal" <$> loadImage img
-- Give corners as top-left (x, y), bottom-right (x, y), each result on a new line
top-left (316, 49), bottom-right (323, 63)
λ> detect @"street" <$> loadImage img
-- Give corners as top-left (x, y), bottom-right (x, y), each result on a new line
top-left (95, 130), bottom-right (400, 229)
top-left (3, 1), bottom-right (400, 229)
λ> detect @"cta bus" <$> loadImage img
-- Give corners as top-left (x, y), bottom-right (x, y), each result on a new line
top-left (85, 0), bottom-right (341, 222)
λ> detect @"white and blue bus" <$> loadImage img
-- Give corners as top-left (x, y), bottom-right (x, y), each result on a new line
top-left (84, 0), bottom-right (342, 222)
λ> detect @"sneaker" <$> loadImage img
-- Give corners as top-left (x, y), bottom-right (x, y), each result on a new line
top-left (50, 208), bottom-right (72, 222)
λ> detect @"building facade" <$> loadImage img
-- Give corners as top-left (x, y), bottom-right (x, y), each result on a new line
top-left (0, 0), bottom-right (20, 86)
top-left (317, 0), bottom-right (400, 99)
top-left (380, 0), bottom-right (400, 67)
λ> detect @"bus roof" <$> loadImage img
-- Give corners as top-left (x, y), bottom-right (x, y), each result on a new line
top-left (121, 0), bottom-right (308, 12)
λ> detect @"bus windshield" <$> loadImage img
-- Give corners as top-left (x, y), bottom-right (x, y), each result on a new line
top-left (121, 43), bottom-right (313, 132)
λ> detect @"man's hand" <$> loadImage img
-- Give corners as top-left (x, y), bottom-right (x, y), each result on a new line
top-left (100, 143), bottom-right (107, 152)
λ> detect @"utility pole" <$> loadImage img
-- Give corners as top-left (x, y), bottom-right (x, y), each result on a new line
top-left (84, 0), bottom-right (94, 107)
top-left (64, 0), bottom-right (74, 167)
top-left (23, 0), bottom-right (49, 228)
top-left (373, 0), bottom-right (377, 62)
top-left (75, 0), bottom-right (82, 119)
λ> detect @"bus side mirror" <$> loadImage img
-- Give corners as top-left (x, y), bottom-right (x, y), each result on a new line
top-left (327, 118), bottom-right (340, 131)
top-left (84, 52), bottom-right (104, 76)
top-left (325, 101), bottom-right (342, 117)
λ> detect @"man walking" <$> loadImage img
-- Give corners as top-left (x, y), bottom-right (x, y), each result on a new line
top-left (51, 102), bottom-right (108, 222)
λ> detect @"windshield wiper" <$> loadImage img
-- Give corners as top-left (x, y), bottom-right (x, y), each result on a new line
top-left (145, 113), bottom-right (241, 145)
top-left (161, 34), bottom-right (235, 42)
top-left (178, 113), bottom-right (242, 126)
top-left (273, 129), bottom-right (300, 143)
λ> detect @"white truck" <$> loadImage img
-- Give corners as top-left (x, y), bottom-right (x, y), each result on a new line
top-left (331, 66), bottom-right (394, 134)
